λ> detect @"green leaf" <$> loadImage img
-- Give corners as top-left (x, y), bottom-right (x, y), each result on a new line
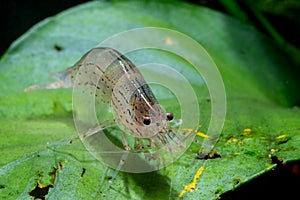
top-left (0, 1), bottom-right (299, 200)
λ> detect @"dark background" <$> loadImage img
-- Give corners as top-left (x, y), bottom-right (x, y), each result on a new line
top-left (1, 0), bottom-right (299, 199)
top-left (0, 0), bottom-right (87, 56)
top-left (1, 0), bottom-right (300, 57)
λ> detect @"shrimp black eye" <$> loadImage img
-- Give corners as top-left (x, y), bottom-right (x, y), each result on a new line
top-left (166, 112), bottom-right (174, 121)
top-left (143, 116), bottom-right (151, 125)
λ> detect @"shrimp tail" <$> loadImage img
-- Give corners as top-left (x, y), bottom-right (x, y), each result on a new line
top-left (24, 66), bottom-right (76, 92)
top-left (51, 67), bottom-right (75, 88)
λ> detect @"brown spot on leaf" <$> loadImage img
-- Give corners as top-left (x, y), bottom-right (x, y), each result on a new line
top-left (29, 183), bottom-right (53, 200)
top-left (53, 44), bottom-right (63, 51)
top-left (197, 151), bottom-right (221, 159)
top-left (81, 168), bottom-right (86, 177)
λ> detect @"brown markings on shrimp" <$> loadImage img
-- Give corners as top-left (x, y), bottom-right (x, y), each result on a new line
top-left (96, 50), bottom-right (138, 104)
top-left (130, 84), bottom-right (157, 126)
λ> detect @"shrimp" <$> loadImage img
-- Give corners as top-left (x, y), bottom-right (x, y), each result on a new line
top-left (25, 47), bottom-right (193, 171)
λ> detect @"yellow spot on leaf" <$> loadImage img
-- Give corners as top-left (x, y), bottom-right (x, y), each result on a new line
top-left (227, 138), bottom-right (238, 143)
top-left (276, 134), bottom-right (288, 139)
top-left (243, 128), bottom-right (251, 134)
top-left (271, 148), bottom-right (279, 153)
top-left (178, 166), bottom-right (204, 198)
top-left (197, 132), bottom-right (209, 138)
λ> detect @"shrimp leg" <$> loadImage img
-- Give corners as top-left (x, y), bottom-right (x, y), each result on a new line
top-left (122, 129), bottom-right (131, 151)
top-left (80, 119), bottom-right (117, 140)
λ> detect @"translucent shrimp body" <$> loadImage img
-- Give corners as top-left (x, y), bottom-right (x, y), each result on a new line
top-left (63, 48), bottom-right (170, 139)
top-left (27, 47), bottom-right (194, 172)
top-left (71, 48), bottom-right (190, 172)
